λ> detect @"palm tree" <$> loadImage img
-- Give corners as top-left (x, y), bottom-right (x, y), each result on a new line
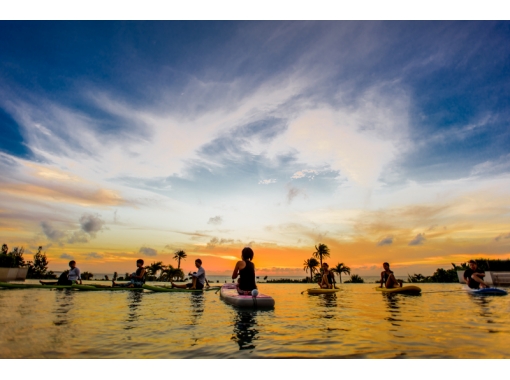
top-left (313, 243), bottom-right (330, 267)
top-left (303, 258), bottom-right (319, 283)
top-left (173, 250), bottom-right (187, 269)
top-left (146, 261), bottom-right (164, 279)
top-left (332, 263), bottom-right (350, 284)
top-left (161, 265), bottom-right (184, 281)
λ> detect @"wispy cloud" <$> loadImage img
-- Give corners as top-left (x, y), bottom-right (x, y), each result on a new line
top-left (377, 236), bottom-right (394, 246)
top-left (84, 252), bottom-right (104, 259)
top-left (409, 233), bottom-right (426, 246)
top-left (207, 216), bottom-right (223, 225)
top-left (494, 233), bottom-right (510, 242)
top-left (139, 246), bottom-right (157, 257)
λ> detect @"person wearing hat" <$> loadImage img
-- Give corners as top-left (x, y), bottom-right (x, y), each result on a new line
top-left (463, 260), bottom-right (488, 289)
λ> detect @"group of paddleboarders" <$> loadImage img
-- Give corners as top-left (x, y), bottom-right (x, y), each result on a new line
top-left (41, 248), bottom-right (259, 294)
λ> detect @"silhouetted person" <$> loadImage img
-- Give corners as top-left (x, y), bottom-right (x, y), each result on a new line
top-left (380, 262), bottom-right (402, 288)
top-left (464, 260), bottom-right (487, 289)
top-left (232, 247), bottom-right (257, 295)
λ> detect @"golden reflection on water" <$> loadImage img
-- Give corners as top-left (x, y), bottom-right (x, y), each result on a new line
top-left (0, 282), bottom-right (509, 358)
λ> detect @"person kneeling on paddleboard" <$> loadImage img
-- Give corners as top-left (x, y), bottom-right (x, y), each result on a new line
top-left (380, 262), bottom-right (403, 289)
top-left (112, 259), bottom-right (146, 288)
top-left (171, 259), bottom-right (209, 290)
top-left (232, 247), bottom-right (257, 295)
top-left (318, 263), bottom-right (335, 289)
top-left (463, 260), bottom-right (488, 289)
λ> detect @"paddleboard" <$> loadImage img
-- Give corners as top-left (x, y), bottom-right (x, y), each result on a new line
top-left (306, 288), bottom-right (340, 294)
top-left (375, 286), bottom-right (421, 294)
top-left (0, 282), bottom-right (96, 290)
top-left (142, 284), bottom-right (217, 292)
top-left (220, 283), bottom-right (275, 308)
top-left (463, 286), bottom-right (508, 296)
top-left (73, 284), bottom-right (144, 291)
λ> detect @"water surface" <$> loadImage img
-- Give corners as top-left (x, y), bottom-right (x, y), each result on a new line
top-left (0, 282), bottom-right (508, 358)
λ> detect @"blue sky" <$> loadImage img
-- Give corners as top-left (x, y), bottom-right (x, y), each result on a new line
top-left (1, 21), bottom-right (510, 275)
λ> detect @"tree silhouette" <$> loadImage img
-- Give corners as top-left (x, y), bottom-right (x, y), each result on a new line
top-left (332, 263), bottom-right (350, 284)
top-left (161, 265), bottom-right (184, 281)
top-left (313, 243), bottom-right (330, 267)
top-left (173, 250), bottom-right (187, 269)
top-left (146, 261), bottom-right (164, 279)
top-left (303, 258), bottom-right (319, 283)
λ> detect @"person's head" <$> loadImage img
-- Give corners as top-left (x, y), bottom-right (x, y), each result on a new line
top-left (383, 262), bottom-right (390, 270)
top-left (468, 260), bottom-right (477, 270)
top-left (136, 259), bottom-right (144, 267)
top-left (241, 247), bottom-right (254, 261)
top-left (195, 259), bottom-right (202, 268)
top-left (322, 262), bottom-right (329, 270)
top-left (69, 260), bottom-right (76, 268)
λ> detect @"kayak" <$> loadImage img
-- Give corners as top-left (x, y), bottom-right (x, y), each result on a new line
top-left (375, 286), bottom-right (421, 294)
top-left (306, 288), bottom-right (340, 294)
top-left (220, 283), bottom-right (275, 308)
top-left (463, 286), bottom-right (508, 296)
top-left (0, 282), bottom-right (98, 290)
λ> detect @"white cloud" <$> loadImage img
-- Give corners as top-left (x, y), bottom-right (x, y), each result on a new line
top-left (207, 216), bottom-right (223, 225)
top-left (291, 169), bottom-right (318, 179)
top-left (258, 179), bottom-right (276, 185)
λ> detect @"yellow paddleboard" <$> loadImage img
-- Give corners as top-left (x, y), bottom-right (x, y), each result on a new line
top-left (375, 286), bottom-right (421, 294)
top-left (306, 288), bottom-right (340, 294)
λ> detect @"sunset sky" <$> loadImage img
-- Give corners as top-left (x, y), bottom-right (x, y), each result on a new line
top-left (1, 21), bottom-right (509, 276)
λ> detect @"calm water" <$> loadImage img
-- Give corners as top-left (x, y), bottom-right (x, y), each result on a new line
top-left (0, 282), bottom-right (509, 358)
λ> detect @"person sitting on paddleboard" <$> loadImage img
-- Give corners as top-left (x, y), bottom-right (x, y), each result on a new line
top-left (232, 247), bottom-right (257, 295)
top-left (171, 259), bottom-right (209, 290)
top-left (112, 259), bottom-right (146, 288)
top-left (41, 260), bottom-right (82, 286)
top-left (380, 262), bottom-right (402, 288)
top-left (318, 262), bottom-right (335, 289)
top-left (463, 260), bottom-right (487, 289)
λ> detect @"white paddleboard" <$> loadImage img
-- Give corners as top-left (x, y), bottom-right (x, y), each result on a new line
top-left (220, 283), bottom-right (275, 308)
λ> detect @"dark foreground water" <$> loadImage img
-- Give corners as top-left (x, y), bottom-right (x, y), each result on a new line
top-left (0, 282), bottom-right (509, 358)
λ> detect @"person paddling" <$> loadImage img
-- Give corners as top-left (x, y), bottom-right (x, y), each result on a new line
top-left (463, 260), bottom-right (488, 289)
top-left (380, 262), bottom-right (402, 289)
top-left (232, 247), bottom-right (257, 295)
top-left (171, 259), bottom-right (209, 290)
top-left (318, 262), bottom-right (335, 289)
top-left (112, 259), bottom-right (146, 288)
